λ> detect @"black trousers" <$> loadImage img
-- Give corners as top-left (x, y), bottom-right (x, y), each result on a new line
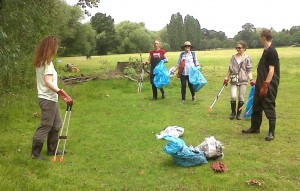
top-left (180, 75), bottom-right (195, 101)
top-left (150, 74), bottom-right (164, 98)
top-left (251, 88), bottom-right (276, 130)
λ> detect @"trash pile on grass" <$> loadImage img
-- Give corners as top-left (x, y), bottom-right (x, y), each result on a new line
top-left (156, 126), bottom-right (225, 170)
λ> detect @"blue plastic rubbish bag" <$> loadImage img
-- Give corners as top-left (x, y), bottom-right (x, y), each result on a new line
top-left (189, 66), bottom-right (207, 92)
top-left (154, 59), bottom-right (170, 89)
top-left (244, 86), bottom-right (255, 118)
top-left (163, 135), bottom-right (208, 167)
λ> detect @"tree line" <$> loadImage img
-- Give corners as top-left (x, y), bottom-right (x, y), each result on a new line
top-left (1, 0), bottom-right (300, 93)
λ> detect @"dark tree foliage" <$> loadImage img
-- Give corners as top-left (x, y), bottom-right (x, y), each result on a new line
top-left (90, 12), bottom-right (118, 55)
top-left (167, 12), bottom-right (185, 51)
top-left (76, 0), bottom-right (100, 16)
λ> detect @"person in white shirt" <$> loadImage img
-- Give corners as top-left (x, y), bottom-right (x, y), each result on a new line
top-left (175, 41), bottom-right (200, 103)
top-left (32, 36), bottom-right (73, 160)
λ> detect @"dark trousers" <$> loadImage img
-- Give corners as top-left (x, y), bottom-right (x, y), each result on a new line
top-left (33, 99), bottom-right (62, 143)
top-left (251, 90), bottom-right (276, 130)
top-left (180, 75), bottom-right (195, 101)
top-left (150, 75), bottom-right (164, 98)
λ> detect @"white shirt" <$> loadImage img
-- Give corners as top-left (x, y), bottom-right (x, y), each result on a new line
top-left (177, 51), bottom-right (199, 76)
top-left (36, 61), bottom-right (58, 102)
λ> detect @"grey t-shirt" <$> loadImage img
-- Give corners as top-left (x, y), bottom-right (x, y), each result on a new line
top-left (36, 61), bottom-right (58, 102)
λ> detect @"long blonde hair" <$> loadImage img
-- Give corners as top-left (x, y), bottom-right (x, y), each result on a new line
top-left (34, 36), bottom-right (58, 67)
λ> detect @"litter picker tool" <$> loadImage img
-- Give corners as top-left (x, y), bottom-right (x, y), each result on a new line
top-left (137, 53), bottom-right (144, 93)
top-left (53, 105), bottom-right (72, 162)
top-left (208, 85), bottom-right (226, 112)
top-left (238, 96), bottom-right (254, 111)
top-left (245, 105), bottom-right (253, 115)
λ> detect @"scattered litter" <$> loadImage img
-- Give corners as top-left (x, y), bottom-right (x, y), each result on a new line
top-left (156, 126), bottom-right (184, 139)
top-left (197, 136), bottom-right (224, 160)
top-left (211, 162), bottom-right (228, 172)
top-left (246, 179), bottom-right (264, 186)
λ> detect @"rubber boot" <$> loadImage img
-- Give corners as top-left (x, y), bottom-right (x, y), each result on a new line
top-left (236, 101), bottom-right (244, 120)
top-left (47, 130), bottom-right (66, 156)
top-left (265, 119), bottom-right (276, 141)
top-left (229, 101), bottom-right (236, 120)
top-left (160, 89), bottom-right (166, 99)
top-left (242, 127), bottom-right (260, 134)
top-left (31, 141), bottom-right (49, 160)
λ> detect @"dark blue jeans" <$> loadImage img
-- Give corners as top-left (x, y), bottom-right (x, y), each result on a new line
top-left (180, 75), bottom-right (195, 101)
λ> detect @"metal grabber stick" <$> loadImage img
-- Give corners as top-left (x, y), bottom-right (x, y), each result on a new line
top-left (53, 105), bottom-right (72, 162)
top-left (238, 96), bottom-right (254, 111)
top-left (208, 85), bottom-right (226, 112)
top-left (137, 53), bottom-right (144, 93)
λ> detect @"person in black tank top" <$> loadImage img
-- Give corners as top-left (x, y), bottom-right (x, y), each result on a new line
top-left (242, 29), bottom-right (280, 141)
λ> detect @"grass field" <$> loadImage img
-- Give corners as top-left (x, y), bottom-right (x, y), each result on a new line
top-left (0, 47), bottom-right (300, 190)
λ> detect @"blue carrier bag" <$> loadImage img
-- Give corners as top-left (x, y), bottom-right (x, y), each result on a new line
top-left (244, 86), bottom-right (255, 118)
top-left (163, 135), bottom-right (208, 167)
top-left (153, 59), bottom-right (170, 89)
top-left (189, 66), bottom-right (208, 92)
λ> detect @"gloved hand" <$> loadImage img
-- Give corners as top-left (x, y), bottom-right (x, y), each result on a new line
top-left (57, 89), bottom-right (73, 106)
top-left (259, 81), bottom-right (270, 97)
top-left (250, 80), bottom-right (256, 86)
top-left (223, 78), bottom-right (229, 86)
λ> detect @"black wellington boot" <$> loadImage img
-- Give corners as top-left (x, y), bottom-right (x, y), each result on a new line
top-left (31, 141), bottom-right (49, 160)
top-left (236, 101), bottom-right (244, 120)
top-left (265, 119), bottom-right (276, 141)
top-left (229, 101), bottom-right (236, 120)
top-left (47, 130), bottom-right (66, 156)
top-left (160, 89), bottom-right (166, 99)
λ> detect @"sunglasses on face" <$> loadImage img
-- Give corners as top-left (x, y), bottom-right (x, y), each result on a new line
top-left (236, 47), bottom-right (243, 50)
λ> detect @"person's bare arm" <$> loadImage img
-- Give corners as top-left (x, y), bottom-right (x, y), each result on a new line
top-left (144, 55), bottom-right (151, 65)
top-left (44, 75), bottom-right (59, 92)
top-left (265, 66), bottom-right (275, 82)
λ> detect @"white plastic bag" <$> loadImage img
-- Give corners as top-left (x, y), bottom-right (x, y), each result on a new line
top-left (197, 136), bottom-right (224, 160)
top-left (156, 126), bottom-right (184, 139)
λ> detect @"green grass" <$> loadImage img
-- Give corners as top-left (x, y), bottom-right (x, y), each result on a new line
top-left (0, 47), bottom-right (300, 190)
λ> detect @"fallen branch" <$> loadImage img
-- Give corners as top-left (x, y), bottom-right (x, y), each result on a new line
top-left (124, 75), bottom-right (138, 82)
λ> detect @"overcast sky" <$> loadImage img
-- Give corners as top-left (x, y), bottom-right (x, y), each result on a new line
top-left (66, 0), bottom-right (300, 38)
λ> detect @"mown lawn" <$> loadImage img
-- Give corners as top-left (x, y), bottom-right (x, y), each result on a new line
top-left (0, 47), bottom-right (299, 190)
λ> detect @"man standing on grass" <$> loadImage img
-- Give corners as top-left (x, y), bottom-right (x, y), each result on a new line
top-left (145, 40), bottom-right (168, 100)
top-left (242, 29), bottom-right (280, 141)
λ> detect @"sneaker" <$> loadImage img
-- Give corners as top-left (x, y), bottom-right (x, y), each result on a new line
top-left (162, 93), bottom-right (166, 99)
top-left (181, 100), bottom-right (186, 104)
top-left (150, 97), bottom-right (157, 100)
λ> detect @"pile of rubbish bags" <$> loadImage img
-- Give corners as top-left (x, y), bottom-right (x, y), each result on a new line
top-left (157, 126), bottom-right (224, 167)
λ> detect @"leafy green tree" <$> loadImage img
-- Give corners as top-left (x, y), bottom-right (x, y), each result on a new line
top-left (115, 21), bottom-right (152, 54)
top-left (76, 0), bottom-right (100, 16)
top-left (90, 12), bottom-right (118, 55)
top-left (184, 15), bottom-right (201, 50)
top-left (167, 12), bottom-right (185, 51)
top-left (0, 0), bottom-right (75, 92)
top-left (291, 31), bottom-right (300, 45)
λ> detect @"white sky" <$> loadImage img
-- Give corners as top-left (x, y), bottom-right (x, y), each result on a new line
top-left (65, 0), bottom-right (300, 38)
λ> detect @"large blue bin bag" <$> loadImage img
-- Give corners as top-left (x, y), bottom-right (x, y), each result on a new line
top-left (189, 66), bottom-right (207, 92)
top-left (163, 135), bottom-right (208, 167)
top-left (154, 59), bottom-right (170, 89)
top-left (244, 86), bottom-right (255, 118)
top-left (163, 135), bottom-right (185, 155)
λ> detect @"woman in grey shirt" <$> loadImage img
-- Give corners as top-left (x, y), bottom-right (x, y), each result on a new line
top-left (223, 41), bottom-right (255, 120)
